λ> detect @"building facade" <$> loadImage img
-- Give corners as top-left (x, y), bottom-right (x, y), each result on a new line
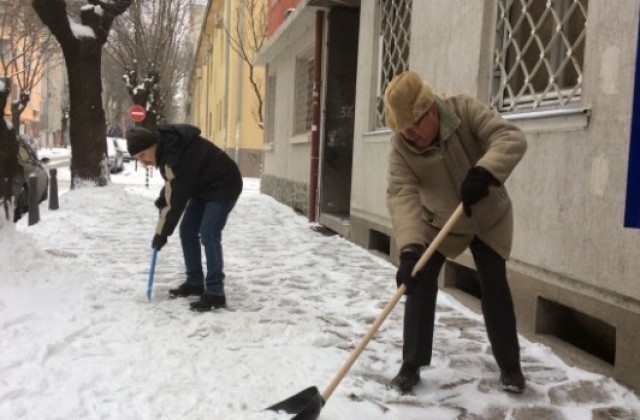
top-left (190, 0), bottom-right (266, 177)
top-left (255, 0), bottom-right (640, 391)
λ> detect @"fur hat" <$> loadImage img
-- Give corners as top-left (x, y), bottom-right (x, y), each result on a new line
top-left (384, 71), bottom-right (435, 132)
top-left (125, 126), bottom-right (156, 155)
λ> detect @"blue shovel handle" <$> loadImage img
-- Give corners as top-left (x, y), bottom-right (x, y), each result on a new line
top-left (147, 248), bottom-right (158, 301)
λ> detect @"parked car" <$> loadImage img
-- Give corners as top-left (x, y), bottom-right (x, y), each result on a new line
top-left (113, 137), bottom-right (131, 162)
top-left (13, 135), bottom-right (49, 222)
top-left (107, 137), bottom-right (124, 173)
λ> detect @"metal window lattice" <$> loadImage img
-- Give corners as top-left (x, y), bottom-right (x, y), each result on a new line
top-left (265, 76), bottom-right (276, 144)
top-left (294, 56), bottom-right (314, 135)
top-left (376, 0), bottom-right (412, 128)
top-left (492, 0), bottom-right (588, 112)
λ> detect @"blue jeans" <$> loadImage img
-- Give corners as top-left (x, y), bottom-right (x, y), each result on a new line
top-left (180, 199), bottom-right (236, 296)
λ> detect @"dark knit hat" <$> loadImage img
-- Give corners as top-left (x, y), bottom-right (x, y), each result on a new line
top-left (125, 126), bottom-right (156, 155)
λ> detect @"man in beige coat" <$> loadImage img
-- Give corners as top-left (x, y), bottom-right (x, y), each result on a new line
top-left (384, 70), bottom-right (527, 394)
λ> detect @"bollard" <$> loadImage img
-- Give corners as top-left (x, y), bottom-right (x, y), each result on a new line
top-left (49, 168), bottom-right (59, 210)
top-left (28, 174), bottom-right (40, 226)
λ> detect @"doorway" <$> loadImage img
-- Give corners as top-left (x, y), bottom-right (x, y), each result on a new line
top-left (318, 7), bottom-right (359, 237)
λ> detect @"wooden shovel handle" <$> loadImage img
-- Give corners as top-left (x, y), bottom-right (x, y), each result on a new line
top-left (321, 203), bottom-right (464, 402)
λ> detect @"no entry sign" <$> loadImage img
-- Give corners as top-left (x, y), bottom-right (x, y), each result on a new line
top-left (129, 105), bottom-right (146, 122)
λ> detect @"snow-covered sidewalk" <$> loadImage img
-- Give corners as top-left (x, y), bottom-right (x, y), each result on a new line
top-left (2, 164), bottom-right (639, 419)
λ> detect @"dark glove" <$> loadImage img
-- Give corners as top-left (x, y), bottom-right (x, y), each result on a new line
top-left (152, 234), bottom-right (167, 251)
top-left (460, 166), bottom-right (499, 217)
top-left (154, 195), bottom-right (167, 211)
top-left (396, 244), bottom-right (425, 295)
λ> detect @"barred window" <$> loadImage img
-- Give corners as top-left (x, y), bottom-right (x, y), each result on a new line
top-left (491, 0), bottom-right (588, 112)
top-left (376, 0), bottom-right (412, 129)
top-left (294, 54), bottom-right (314, 135)
top-left (265, 75), bottom-right (276, 144)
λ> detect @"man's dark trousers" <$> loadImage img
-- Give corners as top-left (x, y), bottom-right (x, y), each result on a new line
top-left (402, 237), bottom-right (521, 370)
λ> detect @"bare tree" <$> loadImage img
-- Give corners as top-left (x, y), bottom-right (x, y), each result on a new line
top-left (0, 0), bottom-right (61, 132)
top-left (223, 0), bottom-right (267, 128)
top-left (32, 0), bottom-right (132, 188)
top-left (0, 78), bottom-right (18, 224)
top-left (104, 0), bottom-right (195, 128)
top-left (102, 51), bottom-right (129, 135)
top-left (122, 65), bottom-right (162, 130)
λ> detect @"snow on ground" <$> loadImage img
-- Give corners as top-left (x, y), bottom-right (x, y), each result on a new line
top-left (1, 156), bottom-right (639, 419)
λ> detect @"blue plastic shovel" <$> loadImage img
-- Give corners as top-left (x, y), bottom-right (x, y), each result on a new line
top-left (147, 248), bottom-right (158, 301)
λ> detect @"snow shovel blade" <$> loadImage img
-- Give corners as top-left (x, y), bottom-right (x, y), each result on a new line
top-left (264, 204), bottom-right (465, 419)
top-left (265, 386), bottom-right (324, 420)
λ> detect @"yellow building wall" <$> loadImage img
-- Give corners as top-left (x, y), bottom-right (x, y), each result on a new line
top-left (190, 0), bottom-right (265, 177)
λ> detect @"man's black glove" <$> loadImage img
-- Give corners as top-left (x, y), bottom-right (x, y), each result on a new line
top-left (396, 244), bottom-right (425, 295)
top-left (460, 166), bottom-right (499, 217)
top-left (154, 195), bottom-right (167, 211)
top-left (152, 234), bottom-right (167, 251)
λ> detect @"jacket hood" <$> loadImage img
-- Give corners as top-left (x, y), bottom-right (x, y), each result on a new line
top-left (157, 124), bottom-right (201, 141)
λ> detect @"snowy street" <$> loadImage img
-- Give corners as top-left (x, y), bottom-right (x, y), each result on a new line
top-left (1, 160), bottom-right (639, 419)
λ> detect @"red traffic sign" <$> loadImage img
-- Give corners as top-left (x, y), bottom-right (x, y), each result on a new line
top-left (129, 105), bottom-right (146, 122)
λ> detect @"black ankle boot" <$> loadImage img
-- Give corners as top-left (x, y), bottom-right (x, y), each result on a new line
top-left (190, 294), bottom-right (226, 311)
top-left (390, 362), bottom-right (420, 394)
top-left (168, 282), bottom-right (204, 298)
top-left (500, 366), bottom-right (526, 393)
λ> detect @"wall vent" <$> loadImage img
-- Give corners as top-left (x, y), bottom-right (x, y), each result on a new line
top-left (536, 296), bottom-right (616, 365)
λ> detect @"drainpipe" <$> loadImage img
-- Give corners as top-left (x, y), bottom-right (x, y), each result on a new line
top-left (206, 36), bottom-right (212, 136)
top-left (234, 0), bottom-right (244, 164)
top-left (308, 10), bottom-right (324, 222)
top-left (223, 0), bottom-right (231, 152)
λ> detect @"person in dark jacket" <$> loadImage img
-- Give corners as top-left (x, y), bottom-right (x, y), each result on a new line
top-left (126, 124), bottom-right (243, 311)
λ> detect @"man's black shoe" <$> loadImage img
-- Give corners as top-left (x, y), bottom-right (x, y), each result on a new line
top-left (390, 362), bottom-right (420, 394)
top-left (500, 367), bottom-right (526, 393)
top-left (190, 294), bottom-right (226, 312)
top-left (168, 283), bottom-right (204, 299)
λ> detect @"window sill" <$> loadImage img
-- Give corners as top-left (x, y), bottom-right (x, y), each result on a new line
top-left (363, 128), bottom-right (392, 143)
top-left (263, 143), bottom-right (274, 151)
top-left (502, 107), bottom-right (591, 133)
top-left (290, 133), bottom-right (311, 144)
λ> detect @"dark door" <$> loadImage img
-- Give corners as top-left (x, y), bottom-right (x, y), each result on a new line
top-left (319, 8), bottom-right (359, 231)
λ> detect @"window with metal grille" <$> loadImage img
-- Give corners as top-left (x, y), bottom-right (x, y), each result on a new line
top-left (294, 54), bottom-right (314, 135)
top-left (376, 0), bottom-right (412, 129)
top-left (491, 0), bottom-right (588, 112)
top-left (265, 75), bottom-right (276, 144)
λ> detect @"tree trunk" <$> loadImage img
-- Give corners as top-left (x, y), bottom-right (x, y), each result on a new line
top-left (0, 83), bottom-right (18, 222)
top-left (32, 0), bottom-right (132, 188)
top-left (11, 110), bottom-right (21, 134)
top-left (10, 91), bottom-right (30, 134)
top-left (64, 47), bottom-right (108, 186)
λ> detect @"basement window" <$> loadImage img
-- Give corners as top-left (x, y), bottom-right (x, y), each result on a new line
top-left (536, 296), bottom-right (616, 365)
top-left (443, 260), bottom-right (482, 300)
top-left (369, 229), bottom-right (390, 256)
